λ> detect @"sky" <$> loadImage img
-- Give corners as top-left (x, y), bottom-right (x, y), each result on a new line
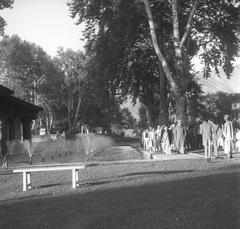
top-left (1, 0), bottom-right (85, 57)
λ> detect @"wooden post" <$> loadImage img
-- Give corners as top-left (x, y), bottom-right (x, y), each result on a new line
top-left (23, 172), bottom-right (27, 191)
top-left (72, 169), bottom-right (76, 189)
top-left (76, 169), bottom-right (79, 187)
top-left (72, 169), bottom-right (79, 188)
top-left (27, 172), bottom-right (31, 190)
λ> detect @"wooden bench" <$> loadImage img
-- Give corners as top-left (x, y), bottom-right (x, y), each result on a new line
top-left (13, 163), bottom-right (85, 191)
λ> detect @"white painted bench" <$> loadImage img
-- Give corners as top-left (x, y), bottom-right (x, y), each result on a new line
top-left (13, 164), bottom-right (85, 191)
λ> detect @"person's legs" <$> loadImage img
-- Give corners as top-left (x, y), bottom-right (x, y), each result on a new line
top-left (2, 154), bottom-right (7, 168)
top-left (207, 139), bottom-right (211, 160)
top-left (175, 139), bottom-right (180, 153)
top-left (204, 139), bottom-right (211, 162)
top-left (229, 140), bottom-right (233, 158)
top-left (213, 140), bottom-right (218, 157)
top-left (224, 139), bottom-right (230, 155)
top-left (203, 140), bottom-right (208, 158)
top-left (180, 139), bottom-right (185, 154)
top-left (180, 146), bottom-right (185, 154)
top-left (157, 139), bottom-right (161, 152)
top-left (152, 139), bottom-right (156, 153)
top-left (166, 141), bottom-right (171, 155)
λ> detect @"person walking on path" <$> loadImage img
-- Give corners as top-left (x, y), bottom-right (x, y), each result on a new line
top-left (81, 125), bottom-right (93, 162)
top-left (209, 119), bottom-right (219, 158)
top-left (142, 129), bottom-right (149, 151)
top-left (174, 120), bottom-right (186, 154)
top-left (235, 128), bottom-right (240, 153)
top-left (155, 125), bottom-right (163, 152)
top-left (169, 122), bottom-right (176, 152)
top-left (148, 127), bottom-right (155, 153)
top-left (223, 114), bottom-right (234, 158)
top-left (199, 117), bottom-right (212, 163)
top-left (0, 121), bottom-right (8, 168)
top-left (161, 126), bottom-right (171, 155)
top-left (217, 126), bottom-right (224, 150)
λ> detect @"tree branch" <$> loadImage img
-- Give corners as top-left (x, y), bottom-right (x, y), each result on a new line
top-left (149, 0), bottom-right (166, 4)
top-left (142, 0), bottom-right (179, 95)
top-left (172, 0), bottom-right (184, 79)
top-left (180, 0), bottom-right (199, 49)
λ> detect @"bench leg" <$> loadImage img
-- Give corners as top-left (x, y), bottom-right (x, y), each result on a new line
top-left (27, 172), bottom-right (32, 190)
top-left (76, 169), bottom-right (79, 187)
top-left (23, 172), bottom-right (32, 191)
top-left (23, 172), bottom-right (27, 191)
top-left (72, 169), bottom-right (79, 189)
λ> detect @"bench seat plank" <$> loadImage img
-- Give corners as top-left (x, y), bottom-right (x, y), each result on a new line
top-left (13, 164), bottom-right (86, 191)
top-left (13, 165), bottom-right (85, 173)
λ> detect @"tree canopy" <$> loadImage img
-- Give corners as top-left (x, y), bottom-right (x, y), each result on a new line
top-left (0, 35), bottom-right (54, 103)
top-left (202, 92), bottom-right (240, 125)
top-left (68, 0), bottom-right (240, 123)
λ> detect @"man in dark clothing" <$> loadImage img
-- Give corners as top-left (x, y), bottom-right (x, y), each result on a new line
top-left (0, 121), bottom-right (8, 168)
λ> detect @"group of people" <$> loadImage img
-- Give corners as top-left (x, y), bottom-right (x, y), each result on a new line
top-left (142, 114), bottom-right (239, 162)
top-left (142, 120), bottom-right (186, 155)
top-left (200, 114), bottom-right (235, 162)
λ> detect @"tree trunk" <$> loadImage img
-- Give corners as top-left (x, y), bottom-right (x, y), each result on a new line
top-left (141, 102), bottom-right (152, 127)
top-left (143, 0), bottom-right (199, 123)
top-left (158, 63), bottom-right (168, 125)
top-left (175, 94), bottom-right (187, 123)
top-left (73, 95), bottom-right (81, 127)
top-left (45, 116), bottom-right (50, 137)
top-left (172, 0), bottom-right (183, 79)
top-left (172, 0), bottom-right (188, 123)
top-left (46, 112), bottom-right (53, 137)
top-left (142, 0), bottom-right (178, 94)
top-left (67, 93), bottom-right (72, 128)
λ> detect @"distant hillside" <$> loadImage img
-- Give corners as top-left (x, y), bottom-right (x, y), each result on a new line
top-left (197, 64), bottom-right (240, 94)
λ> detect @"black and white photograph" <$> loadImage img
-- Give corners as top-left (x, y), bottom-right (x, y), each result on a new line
top-left (0, 0), bottom-right (240, 228)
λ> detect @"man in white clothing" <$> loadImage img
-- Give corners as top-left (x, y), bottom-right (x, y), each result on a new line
top-left (223, 114), bottom-right (234, 158)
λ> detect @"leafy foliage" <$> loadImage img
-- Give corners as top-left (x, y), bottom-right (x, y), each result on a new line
top-left (0, 35), bottom-right (61, 134)
top-left (120, 107), bottom-right (137, 129)
top-left (68, 0), bottom-right (240, 123)
top-left (0, 35), bottom-right (53, 103)
top-left (194, 0), bottom-right (240, 78)
top-left (202, 92), bottom-right (240, 125)
top-left (0, 0), bottom-right (13, 36)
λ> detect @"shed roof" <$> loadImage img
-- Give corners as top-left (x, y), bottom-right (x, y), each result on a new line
top-left (0, 85), bottom-right (43, 112)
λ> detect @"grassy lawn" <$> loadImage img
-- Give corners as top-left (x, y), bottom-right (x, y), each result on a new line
top-left (0, 152), bottom-right (240, 229)
top-left (6, 136), bottom-right (141, 166)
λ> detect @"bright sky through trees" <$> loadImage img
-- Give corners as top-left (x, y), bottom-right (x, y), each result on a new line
top-left (1, 0), bottom-right (85, 57)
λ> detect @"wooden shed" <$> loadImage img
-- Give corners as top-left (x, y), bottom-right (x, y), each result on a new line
top-left (0, 85), bottom-right (42, 144)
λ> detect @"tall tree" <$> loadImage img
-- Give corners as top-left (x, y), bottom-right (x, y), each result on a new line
top-left (0, 35), bottom-right (52, 103)
top-left (68, 0), bottom-right (240, 123)
top-left (53, 48), bottom-right (88, 129)
top-left (68, 0), bottom-right (172, 125)
top-left (143, 0), bottom-right (239, 121)
top-left (0, 35), bottom-right (59, 133)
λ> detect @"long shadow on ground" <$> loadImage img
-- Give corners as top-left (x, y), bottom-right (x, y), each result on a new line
top-left (78, 170), bottom-right (195, 188)
top-left (0, 171), bottom-right (239, 229)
